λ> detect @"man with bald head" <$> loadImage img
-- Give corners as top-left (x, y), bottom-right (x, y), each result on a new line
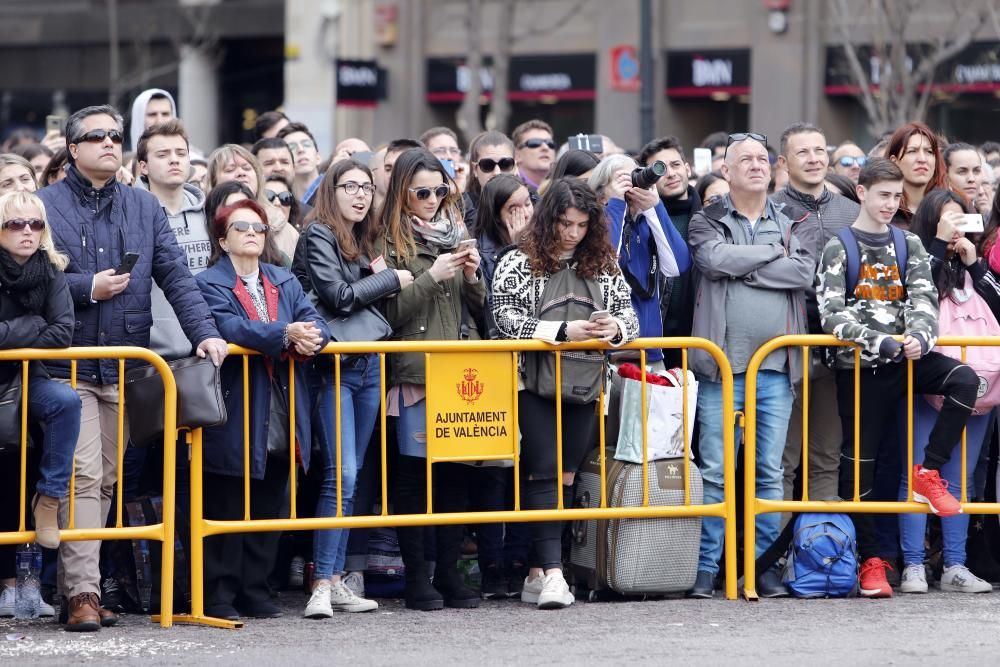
top-left (831, 142), bottom-right (867, 183)
top-left (686, 133), bottom-right (814, 600)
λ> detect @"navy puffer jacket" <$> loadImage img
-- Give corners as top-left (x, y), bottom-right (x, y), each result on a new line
top-left (38, 166), bottom-right (219, 384)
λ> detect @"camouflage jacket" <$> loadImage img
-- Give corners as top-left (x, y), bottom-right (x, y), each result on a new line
top-left (816, 228), bottom-right (939, 368)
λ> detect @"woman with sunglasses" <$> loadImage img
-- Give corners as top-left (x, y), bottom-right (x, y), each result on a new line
top-left (260, 174), bottom-right (301, 259)
top-left (0, 192), bottom-right (79, 619)
top-left (491, 178), bottom-right (639, 609)
top-left (377, 148), bottom-right (484, 611)
top-left (195, 199), bottom-right (330, 621)
top-left (463, 131), bottom-right (516, 232)
top-left (293, 159), bottom-right (409, 618)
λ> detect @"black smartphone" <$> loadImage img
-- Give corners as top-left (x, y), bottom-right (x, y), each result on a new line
top-left (114, 252), bottom-right (139, 275)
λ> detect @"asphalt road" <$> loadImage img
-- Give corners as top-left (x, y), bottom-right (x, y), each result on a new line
top-left (2, 588), bottom-right (998, 665)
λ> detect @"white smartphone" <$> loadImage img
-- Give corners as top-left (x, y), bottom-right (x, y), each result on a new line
top-left (588, 310), bottom-right (611, 322)
top-left (369, 254), bottom-right (388, 272)
top-left (457, 238), bottom-right (477, 251)
top-left (693, 147), bottom-right (712, 177)
top-left (958, 213), bottom-right (985, 233)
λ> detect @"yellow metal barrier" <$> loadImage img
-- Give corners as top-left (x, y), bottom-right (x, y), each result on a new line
top-left (742, 334), bottom-right (1000, 601)
top-left (0, 347), bottom-right (178, 628)
top-left (172, 337), bottom-right (738, 628)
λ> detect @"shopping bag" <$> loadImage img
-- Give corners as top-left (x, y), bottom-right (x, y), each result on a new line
top-left (614, 368), bottom-right (697, 463)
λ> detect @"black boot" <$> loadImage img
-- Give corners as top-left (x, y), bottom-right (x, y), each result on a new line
top-left (431, 463), bottom-right (479, 609)
top-left (395, 456), bottom-right (444, 611)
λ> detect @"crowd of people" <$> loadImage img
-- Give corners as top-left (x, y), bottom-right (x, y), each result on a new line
top-left (2, 86), bottom-right (1000, 629)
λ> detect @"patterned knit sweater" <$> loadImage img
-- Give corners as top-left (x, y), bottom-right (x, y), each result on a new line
top-left (816, 228), bottom-right (938, 368)
top-left (491, 249), bottom-right (640, 346)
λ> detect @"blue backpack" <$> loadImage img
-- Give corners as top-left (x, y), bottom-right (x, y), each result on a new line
top-left (782, 513), bottom-right (859, 598)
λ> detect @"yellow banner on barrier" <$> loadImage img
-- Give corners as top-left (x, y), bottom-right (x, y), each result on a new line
top-left (425, 352), bottom-right (517, 463)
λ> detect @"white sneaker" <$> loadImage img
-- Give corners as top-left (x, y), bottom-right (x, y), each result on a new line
top-left (940, 565), bottom-right (992, 593)
top-left (536, 571), bottom-right (574, 610)
top-left (304, 580), bottom-right (334, 619)
top-left (343, 571), bottom-right (365, 598)
top-left (900, 564), bottom-right (928, 594)
top-left (329, 580), bottom-right (378, 612)
top-left (0, 585), bottom-right (13, 617)
top-left (37, 597), bottom-right (55, 617)
top-left (520, 573), bottom-right (544, 604)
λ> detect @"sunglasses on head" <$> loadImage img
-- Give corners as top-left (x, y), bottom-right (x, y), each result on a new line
top-left (520, 138), bottom-right (557, 151)
top-left (724, 132), bottom-right (767, 157)
top-left (73, 129), bottom-right (124, 145)
top-left (408, 185), bottom-right (450, 200)
top-left (476, 157), bottom-right (516, 173)
top-left (227, 221), bottom-right (269, 234)
top-left (265, 189), bottom-right (294, 206)
top-left (838, 156), bottom-right (867, 168)
top-left (2, 218), bottom-right (44, 231)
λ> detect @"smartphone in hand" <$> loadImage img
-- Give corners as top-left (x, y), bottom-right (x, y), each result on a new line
top-left (114, 252), bottom-right (139, 276)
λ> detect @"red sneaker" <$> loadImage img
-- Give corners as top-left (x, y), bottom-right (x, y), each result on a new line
top-left (859, 558), bottom-right (893, 598)
top-left (912, 465), bottom-right (962, 517)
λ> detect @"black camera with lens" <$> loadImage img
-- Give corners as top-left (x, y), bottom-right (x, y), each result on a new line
top-left (631, 160), bottom-right (666, 189)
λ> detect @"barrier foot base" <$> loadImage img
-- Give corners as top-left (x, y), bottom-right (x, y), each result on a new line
top-left (742, 586), bottom-right (759, 602)
top-left (159, 614), bottom-right (244, 629)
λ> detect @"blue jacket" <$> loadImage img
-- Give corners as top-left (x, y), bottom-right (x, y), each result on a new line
top-left (605, 198), bottom-right (691, 362)
top-left (196, 256), bottom-right (330, 479)
top-left (38, 166), bottom-right (219, 384)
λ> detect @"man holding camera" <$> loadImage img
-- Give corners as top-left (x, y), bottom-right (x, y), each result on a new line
top-left (686, 133), bottom-right (813, 599)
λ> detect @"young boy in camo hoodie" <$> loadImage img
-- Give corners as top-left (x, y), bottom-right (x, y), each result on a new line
top-left (816, 158), bottom-right (979, 599)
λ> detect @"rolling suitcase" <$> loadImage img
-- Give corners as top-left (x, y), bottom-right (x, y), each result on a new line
top-left (571, 448), bottom-right (703, 596)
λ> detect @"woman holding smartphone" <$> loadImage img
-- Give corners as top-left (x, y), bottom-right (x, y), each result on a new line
top-left (378, 148), bottom-right (485, 611)
top-left (491, 178), bottom-right (639, 609)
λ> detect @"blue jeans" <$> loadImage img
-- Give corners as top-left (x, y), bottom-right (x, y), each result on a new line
top-left (696, 370), bottom-right (792, 576)
top-left (27, 376), bottom-right (81, 498)
top-left (898, 399), bottom-right (990, 567)
top-left (312, 355), bottom-right (382, 579)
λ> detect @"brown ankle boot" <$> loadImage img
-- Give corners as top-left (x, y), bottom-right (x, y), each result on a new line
top-left (65, 592), bottom-right (101, 632)
top-left (32, 494), bottom-right (61, 549)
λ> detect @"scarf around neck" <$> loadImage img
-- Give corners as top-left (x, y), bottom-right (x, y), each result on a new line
top-left (0, 248), bottom-right (53, 314)
top-left (413, 207), bottom-right (466, 251)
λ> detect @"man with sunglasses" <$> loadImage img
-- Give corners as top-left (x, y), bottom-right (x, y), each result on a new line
top-left (687, 131), bottom-right (813, 600)
top-left (512, 119), bottom-right (556, 190)
top-left (37, 105), bottom-right (227, 632)
top-left (772, 123), bottom-right (860, 511)
top-left (831, 141), bottom-right (867, 183)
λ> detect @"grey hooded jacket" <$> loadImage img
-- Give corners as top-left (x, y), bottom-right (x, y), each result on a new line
top-left (687, 196), bottom-right (813, 385)
top-left (129, 88), bottom-right (177, 150)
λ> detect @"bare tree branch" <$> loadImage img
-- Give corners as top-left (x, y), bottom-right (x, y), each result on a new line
top-left (457, 0), bottom-right (485, 144)
top-left (510, 0), bottom-right (589, 44)
top-left (833, 0), bottom-right (883, 133)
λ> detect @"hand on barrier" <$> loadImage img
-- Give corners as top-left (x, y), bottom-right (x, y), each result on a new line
top-left (92, 268), bottom-right (130, 300)
top-left (286, 321), bottom-right (324, 355)
top-left (902, 335), bottom-right (923, 361)
top-left (565, 319), bottom-right (598, 342)
top-left (196, 337), bottom-right (229, 366)
top-left (588, 315), bottom-right (620, 342)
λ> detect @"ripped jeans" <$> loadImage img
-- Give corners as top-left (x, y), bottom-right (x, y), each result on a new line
top-left (396, 390), bottom-right (429, 458)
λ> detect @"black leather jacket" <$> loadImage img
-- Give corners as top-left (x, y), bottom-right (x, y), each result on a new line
top-left (0, 266), bottom-right (74, 383)
top-left (292, 222), bottom-right (401, 320)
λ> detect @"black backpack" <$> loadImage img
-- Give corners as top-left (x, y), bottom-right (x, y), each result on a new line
top-left (522, 264), bottom-right (607, 404)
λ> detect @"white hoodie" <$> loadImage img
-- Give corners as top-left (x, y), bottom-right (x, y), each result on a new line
top-left (129, 88), bottom-right (177, 150)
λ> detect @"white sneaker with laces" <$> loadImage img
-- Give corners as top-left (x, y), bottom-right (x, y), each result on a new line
top-left (899, 564), bottom-right (928, 593)
top-left (537, 571), bottom-right (574, 610)
top-left (37, 597), bottom-right (55, 617)
top-left (0, 586), bottom-right (14, 617)
top-left (940, 565), bottom-right (992, 593)
top-left (304, 580), bottom-right (333, 619)
top-left (520, 573), bottom-right (544, 604)
top-left (343, 571), bottom-right (365, 598)
top-left (329, 580), bottom-right (378, 612)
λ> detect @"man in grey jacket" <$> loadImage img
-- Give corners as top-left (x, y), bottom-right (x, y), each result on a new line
top-left (772, 123), bottom-right (861, 507)
top-left (686, 133), bottom-right (813, 599)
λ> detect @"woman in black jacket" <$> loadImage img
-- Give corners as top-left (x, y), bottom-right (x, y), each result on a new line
top-left (0, 191), bottom-right (80, 584)
top-left (292, 159), bottom-right (409, 618)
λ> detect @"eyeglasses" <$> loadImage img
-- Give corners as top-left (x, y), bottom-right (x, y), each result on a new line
top-left (431, 146), bottom-right (462, 159)
top-left (704, 194), bottom-right (725, 205)
top-left (408, 185), bottom-right (450, 200)
top-left (476, 157), bottom-right (516, 173)
top-left (73, 129), bottom-right (124, 145)
top-left (519, 138), bottom-right (557, 151)
top-left (286, 139), bottom-right (315, 153)
top-left (838, 156), bottom-right (867, 168)
top-left (724, 132), bottom-right (767, 157)
top-left (265, 189), bottom-right (295, 206)
top-left (2, 218), bottom-right (44, 231)
top-left (335, 181), bottom-right (375, 196)
top-left (227, 221), bottom-right (269, 234)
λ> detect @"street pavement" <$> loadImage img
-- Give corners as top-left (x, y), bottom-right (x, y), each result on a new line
top-left (1, 587), bottom-right (998, 665)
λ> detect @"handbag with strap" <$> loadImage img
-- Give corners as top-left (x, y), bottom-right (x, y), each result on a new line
top-left (0, 368), bottom-right (27, 453)
top-left (124, 355), bottom-right (227, 446)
